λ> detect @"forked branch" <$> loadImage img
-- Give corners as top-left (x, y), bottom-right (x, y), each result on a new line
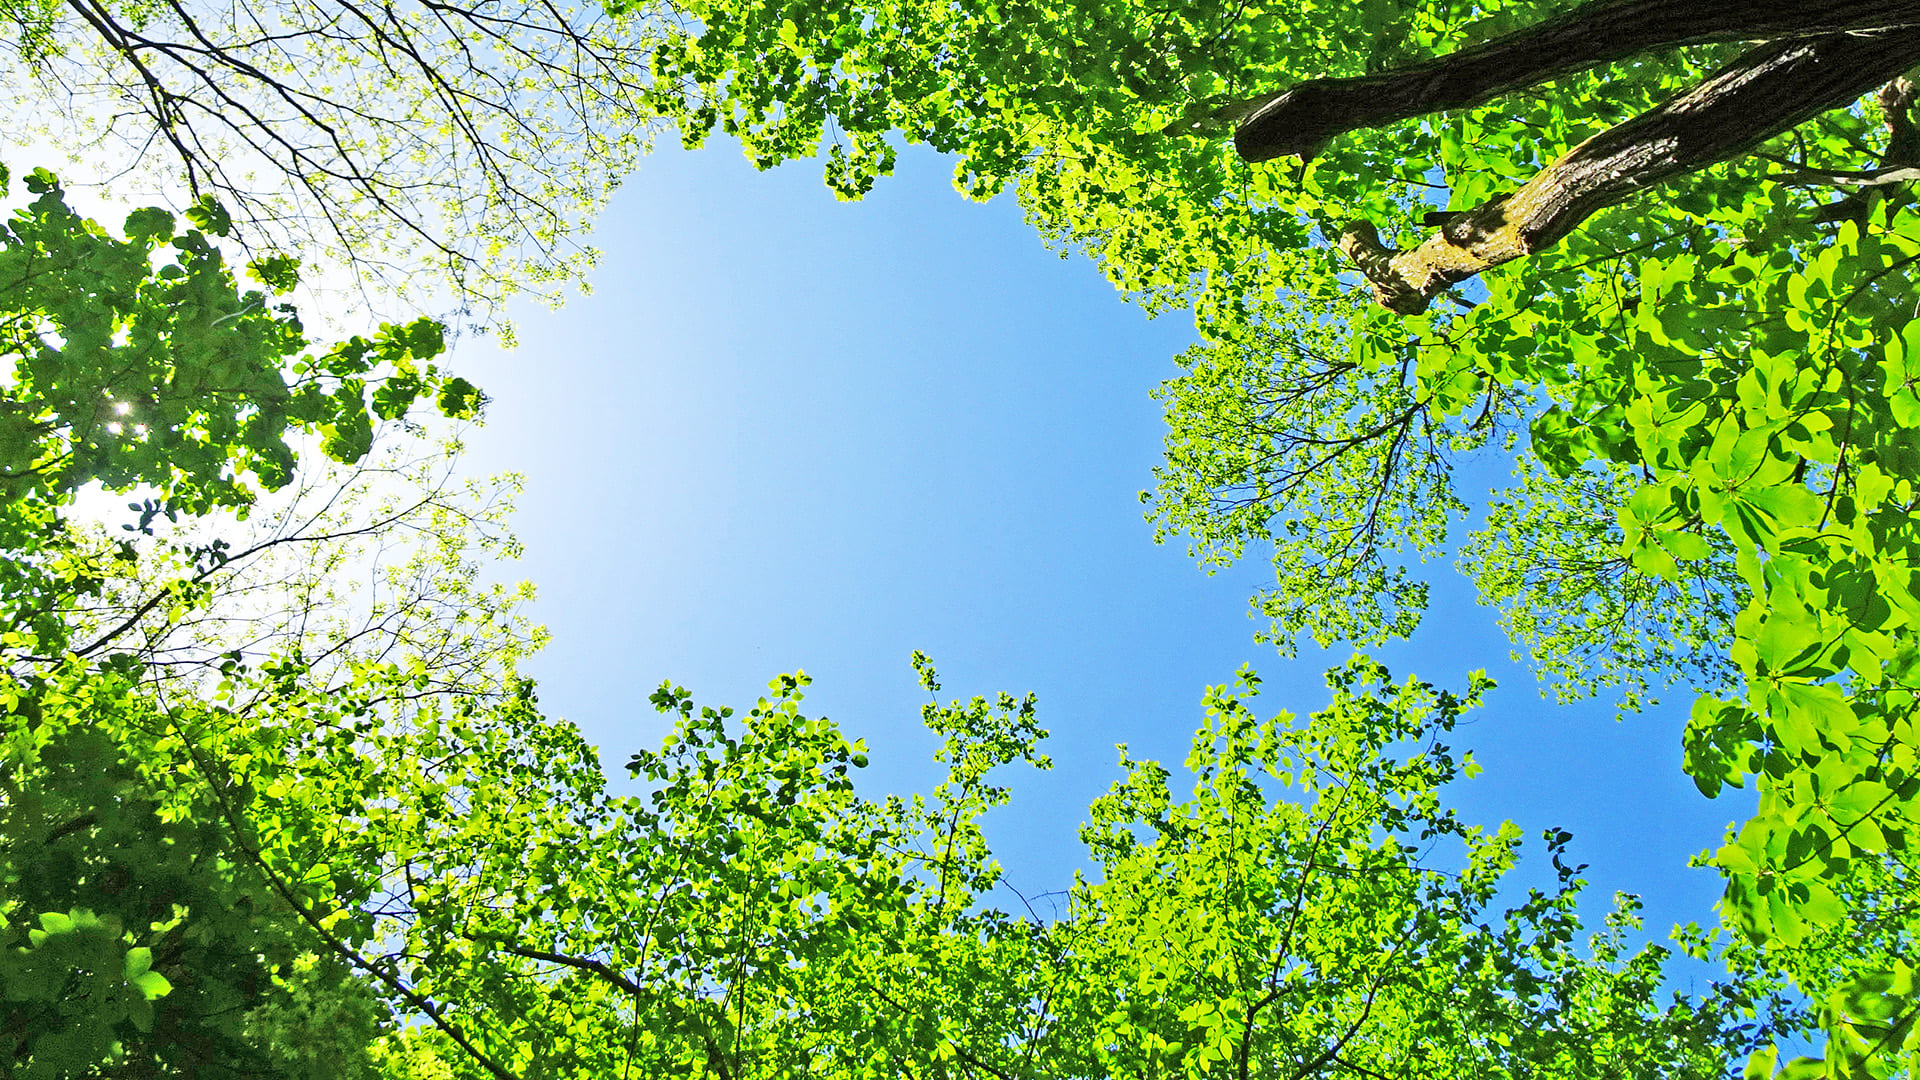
top-left (1336, 30), bottom-right (1920, 314)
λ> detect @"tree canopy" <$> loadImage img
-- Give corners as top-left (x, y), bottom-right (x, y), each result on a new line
top-left (6, 0), bottom-right (1920, 1077)
top-left (641, 0), bottom-right (1920, 1072)
top-left (0, 164), bottom-right (1806, 1080)
top-left (638, 0), bottom-right (1920, 1043)
top-left (0, 0), bottom-right (667, 318)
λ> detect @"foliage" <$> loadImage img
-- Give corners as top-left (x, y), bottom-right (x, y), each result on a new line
top-left (0, 173), bottom-right (1766, 1070)
top-left (0, 164), bottom-right (479, 654)
top-left (634, 2), bottom-right (1920, 1073)
top-left (1684, 845), bottom-right (1920, 1080)
top-left (0, 165), bottom-right (472, 505)
top-left (0, 171), bottom-right (505, 1076)
top-left (127, 644), bottom-right (1766, 1079)
top-left (0, 431), bottom-right (553, 1074)
top-left (1463, 452), bottom-right (1747, 714)
top-left (1145, 298), bottom-right (1475, 654)
top-left (1048, 658), bottom-right (1754, 1080)
top-left (0, 666), bottom-right (386, 1079)
top-left (9, 0), bottom-right (1920, 1073)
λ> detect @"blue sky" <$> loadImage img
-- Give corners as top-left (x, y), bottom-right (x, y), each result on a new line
top-left (453, 136), bottom-right (1751, 958)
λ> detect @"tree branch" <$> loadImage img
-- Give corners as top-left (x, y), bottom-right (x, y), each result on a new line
top-left (1225, 0), bottom-right (1920, 162)
top-left (176, 736), bottom-right (520, 1080)
top-left (488, 941), bottom-right (645, 997)
top-left (1766, 162), bottom-right (1920, 187)
top-left (1803, 75), bottom-right (1920, 221)
top-left (1338, 30), bottom-right (1920, 314)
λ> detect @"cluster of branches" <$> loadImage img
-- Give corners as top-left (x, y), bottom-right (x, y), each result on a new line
top-left (1213, 0), bottom-right (1920, 312)
top-left (2, 0), bottom-right (675, 318)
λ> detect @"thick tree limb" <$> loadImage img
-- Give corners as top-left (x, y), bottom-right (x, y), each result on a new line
top-left (1228, 0), bottom-right (1920, 162)
top-left (1337, 30), bottom-right (1920, 315)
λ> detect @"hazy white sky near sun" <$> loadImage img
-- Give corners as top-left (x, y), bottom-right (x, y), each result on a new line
top-left (433, 135), bottom-right (1744, 954)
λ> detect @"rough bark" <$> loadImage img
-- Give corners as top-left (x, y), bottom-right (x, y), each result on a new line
top-left (1336, 29), bottom-right (1920, 315)
top-left (1229, 0), bottom-right (1920, 163)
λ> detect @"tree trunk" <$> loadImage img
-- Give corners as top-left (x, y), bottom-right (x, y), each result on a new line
top-left (1336, 29), bottom-right (1920, 315)
top-left (1230, 0), bottom-right (1920, 163)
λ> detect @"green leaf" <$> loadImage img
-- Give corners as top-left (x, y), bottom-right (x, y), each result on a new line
top-left (127, 993), bottom-right (155, 1034)
top-left (247, 254), bottom-right (301, 293)
top-left (436, 377), bottom-right (485, 419)
top-left (129, 970), bottom-right (171, 1001)
top-left (123, 207), bottom-right (175, 244)
top-left (1770, 682), bottom-right (1854, 753)
top-left (183, 193), bottom-right (233, 236)
top-left (1777, 1056), bottom-right (1828, 1080)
